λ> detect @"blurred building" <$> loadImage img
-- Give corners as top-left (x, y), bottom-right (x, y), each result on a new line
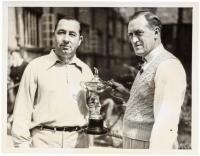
top-left (8, 7), bottom-right (192, 79)
top-left (8, 7), bottom-right (131, 75)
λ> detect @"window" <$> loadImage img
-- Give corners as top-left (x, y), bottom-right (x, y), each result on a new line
top-left (49, 15), bottom-right (52, 21)
top-left (49, 24), bottom-right (52, 30)
top-left (50, 32), bottom-right (53, 38)
top-left (79, 24), bottom-right (90, 53)
top-left (97, 30), bottom-right (103, 53)
top-left (42, 40), bottom-right (47, 47)
top-left (23, 8), bottom-right (40, 47)
top-left (108, 36), bottom-right (113, 54)
top-left (42, 32), bottom-right (47, 38)
top-left (50, 40), bottom-right (53, 47)
top-left (108, 20), bottom-right (114, 36)
top-left (42, 24), bottom-right (46, 30)
top-left (40, 14), bottom-right (56, 48)
top-left (116, 20), bottom-right (122, 39)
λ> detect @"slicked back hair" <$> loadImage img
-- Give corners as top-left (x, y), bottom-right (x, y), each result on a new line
top-left (129, 11), bottom-right (162, 32)
top-left (54, 17), bottom-right (82, 35)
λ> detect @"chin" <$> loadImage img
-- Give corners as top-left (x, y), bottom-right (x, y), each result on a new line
top-left (62, 50), bottom-right (71, 54)
top-left (135, 51), bottom-right (145, 57)
top-left (63, 54), bottom-right (71, 59)
top-left (66, 54), bottom-right (75, 59)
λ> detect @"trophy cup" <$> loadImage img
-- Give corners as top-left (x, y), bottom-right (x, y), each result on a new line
top-left (80, 67), bottom-right (110, 135)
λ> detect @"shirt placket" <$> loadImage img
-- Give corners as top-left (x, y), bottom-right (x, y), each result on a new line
top-left (65, 64), bottom-right (69, 84)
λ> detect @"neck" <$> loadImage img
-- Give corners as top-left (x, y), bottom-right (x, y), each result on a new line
top-left (144, 40), bottom-right (161, 57)
top-left (54, 51), bottom-right (75, 64)
top-left (153, 41), bottom-right (161, 51)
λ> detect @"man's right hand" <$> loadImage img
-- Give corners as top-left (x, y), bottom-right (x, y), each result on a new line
top-left (108, 80), bottom-right (130, 101)
top-left (109, 80), bottom-right (126, 93)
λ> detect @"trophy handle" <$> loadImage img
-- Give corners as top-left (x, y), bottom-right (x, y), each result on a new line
top-left (80, 81), bottom-right (87, 90)
top-left (94, 67), bottom-right (98, 76)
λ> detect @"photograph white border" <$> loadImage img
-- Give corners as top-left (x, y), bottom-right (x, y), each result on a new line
top-left (1, 0), bottom-right (199, 155)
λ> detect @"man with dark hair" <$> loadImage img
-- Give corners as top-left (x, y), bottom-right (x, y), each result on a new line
top-left (54, 17), bottom-right (82, 35)
top-left (111, 11), bottom-right (186, 149)
top-left (11, 18), bottom-right (93, 148)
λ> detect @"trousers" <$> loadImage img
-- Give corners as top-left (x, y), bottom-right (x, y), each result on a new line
top-left (31, 128), bottom-right (90, 148)
top-left (123, 136), bottom-right (179, 149)
top-left (123, 136), bottom-right (149, 149)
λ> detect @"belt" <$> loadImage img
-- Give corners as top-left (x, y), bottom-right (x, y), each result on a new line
top-left (35, 125), bottom-right (84, 132)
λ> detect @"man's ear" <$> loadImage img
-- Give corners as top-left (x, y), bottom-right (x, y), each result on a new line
top-left (79, 35), bottom-right (83, 46)
top-left (154, 27), bottom-right (160, 35)
top-left (154, 27), bottom-right (160, 41)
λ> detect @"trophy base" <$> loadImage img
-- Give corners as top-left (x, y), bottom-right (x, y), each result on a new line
top-left (86, 119), bottom-right (108, 135)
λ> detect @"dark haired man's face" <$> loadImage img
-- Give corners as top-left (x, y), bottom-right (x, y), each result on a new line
top-left (54, 19), bottom-right (83, 61)
top-left (128, 15), bottom-right (157, 57)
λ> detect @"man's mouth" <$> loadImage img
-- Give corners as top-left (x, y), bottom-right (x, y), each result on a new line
top-left (134, 42), bottom-right (142, 47)
top-left (62, 46), bottom-right (71, 50)
top-left (60, 43), bottom-right (70, 47)
top-left (135, 45), bottom-right (142, 48)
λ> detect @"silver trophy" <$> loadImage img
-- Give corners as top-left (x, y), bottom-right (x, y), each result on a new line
top-left (81, 67), bottom-right (111, 135)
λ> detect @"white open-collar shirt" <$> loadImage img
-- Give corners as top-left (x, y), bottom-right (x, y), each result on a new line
top-left (11, 50), bottom-right (93, 147)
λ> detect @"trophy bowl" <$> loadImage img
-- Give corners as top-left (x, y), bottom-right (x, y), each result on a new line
top-left (83, 80), bottom-right (107, 93)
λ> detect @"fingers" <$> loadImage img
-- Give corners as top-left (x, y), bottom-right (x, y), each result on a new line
top-left (109, 79), bottom-right (121, 87)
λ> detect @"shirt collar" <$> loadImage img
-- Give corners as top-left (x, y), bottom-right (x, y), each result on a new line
top-left (47, 49), bottom-right (82, 72)
top-left (144, 44), bottom-right (164, 63)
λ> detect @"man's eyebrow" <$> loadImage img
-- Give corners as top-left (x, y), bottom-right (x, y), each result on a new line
top-left (69, 31), bottom-right (77, 34)
top-left (135, 29), bottom-right (144, 32)
top-left (57, 29), bottom-right (66, 32)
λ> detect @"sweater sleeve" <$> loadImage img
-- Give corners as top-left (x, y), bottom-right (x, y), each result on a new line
top-left (149, 59), bottom-right (186, 149)
top-left (11, 63), bottom-right (37, 148)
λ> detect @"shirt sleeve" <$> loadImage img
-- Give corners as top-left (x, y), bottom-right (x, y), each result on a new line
top-left (83, 65), bottom-right (94, 82)
top-left (149, 59), bottom-right (186, 149)
top-left (11, 62), bottom-right (37, 148)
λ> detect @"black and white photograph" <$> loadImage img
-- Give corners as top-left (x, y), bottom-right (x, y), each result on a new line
top-left (1, 0), bottom-right (199, 154)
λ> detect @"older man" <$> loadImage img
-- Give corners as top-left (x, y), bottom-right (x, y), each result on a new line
top-left (11, 18), bottom-right (93, 148)
top-left (111, 11), bottom-right (186, 149)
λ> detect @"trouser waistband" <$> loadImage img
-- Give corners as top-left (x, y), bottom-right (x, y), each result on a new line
top-left (34, 125), bottom-right (86, 132)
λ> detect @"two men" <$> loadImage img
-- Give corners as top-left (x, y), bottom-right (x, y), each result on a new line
top-left (11, 11), bottom-right (187, 149)
top-left (11, 18), bottom-right (93, 148)
top-left (112, 11), bottom-right (186, 149)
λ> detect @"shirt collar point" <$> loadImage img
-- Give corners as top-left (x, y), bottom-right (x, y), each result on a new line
top-left (48, 50), bottom-right (83, 72)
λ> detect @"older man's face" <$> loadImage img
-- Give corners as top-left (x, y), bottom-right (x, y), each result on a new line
top-left (54, 19), bottom-right (82, 61)
top-left (128, 15), bottom-right (157, 57)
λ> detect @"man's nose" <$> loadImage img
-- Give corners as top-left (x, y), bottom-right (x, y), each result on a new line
top-left (63, 34), bottom-right (70, 42)
top-left (132, 36), bottom-right (139, 44)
